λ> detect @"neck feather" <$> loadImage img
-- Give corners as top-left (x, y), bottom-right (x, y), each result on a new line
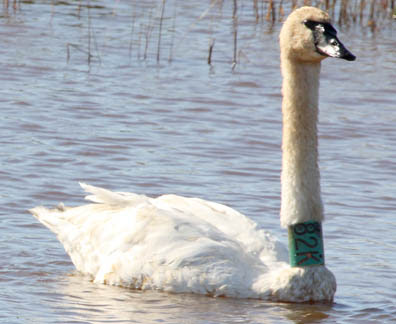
top-left (280, 58), bottom-right (323, 227)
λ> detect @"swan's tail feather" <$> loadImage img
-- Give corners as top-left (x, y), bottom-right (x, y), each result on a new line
top-left (30, 206), bottom-right (68, 235)
top-left (30, 184), bottom-right (148, 234)
top-left (79, 182), bottom-right (148, 206)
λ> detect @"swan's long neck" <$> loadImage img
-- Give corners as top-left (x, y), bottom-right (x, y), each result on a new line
top-left (280, 58), bottom-right (323, 228)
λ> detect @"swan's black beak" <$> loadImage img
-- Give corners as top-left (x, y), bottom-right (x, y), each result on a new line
top-left (304, 20), bottom-right (356, 61)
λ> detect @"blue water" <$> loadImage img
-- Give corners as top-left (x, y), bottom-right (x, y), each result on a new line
top-left (1, 1), bottom-right (396, 323)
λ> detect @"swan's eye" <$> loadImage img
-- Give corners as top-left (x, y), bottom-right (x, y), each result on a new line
top-left (330, 39), bottom-right (338, 46)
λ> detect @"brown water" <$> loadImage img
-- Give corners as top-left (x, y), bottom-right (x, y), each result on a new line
top-left (1, 1), bottom-right (396, 323)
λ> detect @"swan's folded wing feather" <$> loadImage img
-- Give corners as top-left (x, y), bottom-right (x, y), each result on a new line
top-left (80, 182), bottom-right (149, 206)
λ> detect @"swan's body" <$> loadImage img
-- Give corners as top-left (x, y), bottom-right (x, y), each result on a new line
top-left (33, 184), bottom-right (290, 299)
top-left (31, 7), bottom-right (355, 302)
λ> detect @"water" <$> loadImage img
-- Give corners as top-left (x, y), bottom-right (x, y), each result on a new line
top-left (1, 1), bottom-right (395, 323)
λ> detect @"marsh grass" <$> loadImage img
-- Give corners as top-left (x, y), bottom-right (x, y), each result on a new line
top-left (149, 0), bottom-right (393, 67)
top-left (6, 0), bottom-right (392, 67)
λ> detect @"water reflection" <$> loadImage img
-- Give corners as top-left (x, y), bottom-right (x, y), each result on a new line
top-left (50, 273), bottom-right (335, 324)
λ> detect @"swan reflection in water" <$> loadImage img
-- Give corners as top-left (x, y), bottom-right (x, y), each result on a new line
top-left (49, 272), bottom-right (333, 323)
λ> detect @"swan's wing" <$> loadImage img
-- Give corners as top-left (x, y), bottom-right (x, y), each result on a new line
top-left (80, 182), bottom-right (149, 206)
top-left (155, 194), bottom-right (288, 264)
top-left (30, 184), bottom-right (288, 297)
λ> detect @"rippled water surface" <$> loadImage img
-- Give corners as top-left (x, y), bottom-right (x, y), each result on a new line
top-left (1, 1), bottom-right (395, 323)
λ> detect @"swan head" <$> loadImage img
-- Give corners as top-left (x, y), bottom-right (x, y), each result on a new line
top-left (280, 6), bottom-right (355, 63)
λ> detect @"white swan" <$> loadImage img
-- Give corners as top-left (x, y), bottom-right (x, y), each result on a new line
top-left (30, 7), bottom-right (355, 303)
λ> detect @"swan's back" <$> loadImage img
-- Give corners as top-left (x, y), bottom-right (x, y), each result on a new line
top-left (31, 183), bottom-right (288, 298)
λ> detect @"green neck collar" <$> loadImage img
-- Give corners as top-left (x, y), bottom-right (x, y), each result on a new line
top-left (288, 221), bottom-right (324, 267)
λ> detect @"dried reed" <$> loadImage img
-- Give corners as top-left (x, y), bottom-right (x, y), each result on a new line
top-left (17, 0), bottom-right (391, 68)
top-left (157, 0), bottom-right (166, 63)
